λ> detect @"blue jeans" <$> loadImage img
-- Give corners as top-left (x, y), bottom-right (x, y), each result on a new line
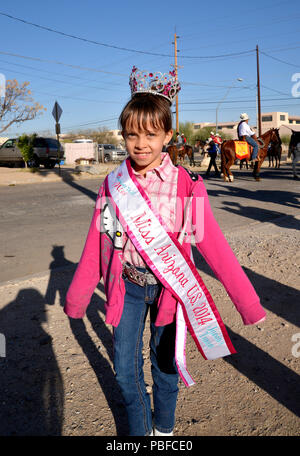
top-left (113, 270), bottom-right (179, 436)
top-left (245, 135), bottom-right (258, 159)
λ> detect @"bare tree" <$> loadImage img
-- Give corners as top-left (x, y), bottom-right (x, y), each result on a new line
top-left (0, 79), bottom-right (46, 134)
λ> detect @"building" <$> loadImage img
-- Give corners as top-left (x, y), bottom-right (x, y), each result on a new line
top-left (261, 112), bottom-right (300, 131)
top-left (192, 111), bottom-right (300, 138)
top-left (0, 137), bottom-right (9, 145)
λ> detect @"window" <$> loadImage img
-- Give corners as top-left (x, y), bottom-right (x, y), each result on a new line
top-left (280, 115), bottom-right (285, 121)
top-left (193, 125), bottom-right (200, 129)
top-left (262, 116), bottom-right (272, 122)
top-left (34, 138), bottom-right (46, 147)
top-left (104, 144), bottom-right (116, 150)
top-left (296, 120), bottom-right (300, 124)
top-left (289, 120), bottom-right (293, 124)
top-left (3, 139), bottom-right (15, 148)
top-left (44, 138), bottom-right (59, 148)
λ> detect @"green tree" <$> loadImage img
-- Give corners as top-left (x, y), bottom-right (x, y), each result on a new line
top-left (17, 133), bottom-right (37, 167)
top-left (177, 122), bottom-right (196, 144)
top-left (280, 135), bottom-right (290, 145)
top-left (193, 126), bottom-right (213, 143)
top-left (89, 127), bottom-right (119, 146)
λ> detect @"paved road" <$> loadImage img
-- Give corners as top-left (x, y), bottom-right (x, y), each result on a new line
top-left (0, 163), bottom-right (299, 283)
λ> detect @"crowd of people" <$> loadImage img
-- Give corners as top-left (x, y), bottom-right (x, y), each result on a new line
top-left (172, 112), bottom-right (299, 180)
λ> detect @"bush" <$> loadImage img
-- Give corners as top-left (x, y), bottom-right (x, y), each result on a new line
top-left (280, 135), bottom-right (290, 145)
top-left (17, 133), bottom-right (37, 166)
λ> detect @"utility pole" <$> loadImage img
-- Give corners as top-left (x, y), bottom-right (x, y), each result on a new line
top-left (173, 32), bottom-right (180, 133)
top-left (256, 45), bottom-right (262, 136)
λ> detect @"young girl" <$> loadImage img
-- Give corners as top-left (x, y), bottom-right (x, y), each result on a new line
top-left (64, 67), bottom-right (266, 437)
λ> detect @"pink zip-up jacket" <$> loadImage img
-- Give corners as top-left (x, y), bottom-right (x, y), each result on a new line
top-left (64, 163), bottom-right (266, 327)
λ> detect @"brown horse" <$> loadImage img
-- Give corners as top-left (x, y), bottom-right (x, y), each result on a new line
top-left (267, 128), bottom-right (282, 168)
top-left (221, 128), bottom-right (280, 182)
top-left (167, 144), bottom-right (195, 166)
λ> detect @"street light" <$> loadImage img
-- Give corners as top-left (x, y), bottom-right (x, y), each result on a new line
top-left (215, 78), bottom-right (243, 133)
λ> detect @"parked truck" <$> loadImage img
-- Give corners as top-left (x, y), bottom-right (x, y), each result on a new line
top-left (0, 137), bottom-right (63, 168)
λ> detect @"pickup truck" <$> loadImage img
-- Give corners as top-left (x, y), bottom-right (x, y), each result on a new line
top-left (97, 144), bottom-right (127, 163)
top-left (0, 137), bottom-right (63, 168)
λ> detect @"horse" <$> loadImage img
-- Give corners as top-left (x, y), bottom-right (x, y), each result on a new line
top-left (289, 130), bottom-right (300, 178)
top-left (166, 145), bottom-right (178, 165)
top-left (195, 140), bottom-right (207, 151)
top-left (289, 130), bottom-right (300, 157)
top-left (180, 144), bottom-right (195, 166)
top-left (267, 128), bottom-right (282, 168)
top-left (239, 158), bottom-right (249, 169)
top-left (167, 144), bottom-right (195, 166)
top-left (195, 140), bottom-right (210, 157)
top-left (220, 128), bottom-right (280, 182)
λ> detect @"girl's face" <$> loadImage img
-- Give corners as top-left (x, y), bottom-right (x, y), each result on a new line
top-left (123, 118), bottom-right (173, 175)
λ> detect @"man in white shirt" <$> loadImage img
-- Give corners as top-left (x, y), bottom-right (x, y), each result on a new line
top-left (176, 131), bottom-right (183, 150)
top-left (237, 113), bottom-right (259, 162)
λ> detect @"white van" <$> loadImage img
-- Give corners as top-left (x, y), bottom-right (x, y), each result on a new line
top-left (72, 139), bottom-right (93, 143)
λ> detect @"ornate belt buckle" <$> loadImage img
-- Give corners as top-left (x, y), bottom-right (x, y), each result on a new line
top-left (124, 264), bottom-right (146, 287)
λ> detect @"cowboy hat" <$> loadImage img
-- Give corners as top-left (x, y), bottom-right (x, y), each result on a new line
top-left (240, 113), bottom-right (249, 120)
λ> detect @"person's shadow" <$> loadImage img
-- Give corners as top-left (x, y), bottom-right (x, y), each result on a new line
top-left (192, 245), bottom-right (300, 418)
top-left (0, 288), bottom-right (64, 435)
top-left (45, 247), bottom-right (129, 435)
top-left (45, 245), bottom-right (76, 306)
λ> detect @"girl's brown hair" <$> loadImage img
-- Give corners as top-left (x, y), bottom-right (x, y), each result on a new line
top-left (119, 93), bottom-right (173, 134)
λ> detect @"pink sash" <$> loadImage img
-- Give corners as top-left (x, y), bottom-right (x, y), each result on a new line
top-left (106, 159), bottom-right (236, 387)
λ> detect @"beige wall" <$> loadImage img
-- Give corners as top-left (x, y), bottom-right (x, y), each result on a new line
top-left (193, 111), bottom-right (300, 137)
top-left (64, 143), bottom-right (98, 165)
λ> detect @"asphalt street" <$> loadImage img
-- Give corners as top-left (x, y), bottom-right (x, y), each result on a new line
top-left (0, 163), bottom-right (299, 284)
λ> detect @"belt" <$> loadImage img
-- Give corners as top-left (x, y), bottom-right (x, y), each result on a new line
top-left (122, 263), bottom-right (159, 287)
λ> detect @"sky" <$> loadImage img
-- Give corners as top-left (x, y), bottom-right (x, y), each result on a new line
top-left (0, 0), bottom-right (300, 138)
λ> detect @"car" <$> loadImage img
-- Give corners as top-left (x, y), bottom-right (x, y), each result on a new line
top-left (72, 138), bottom-right (93, 143)
top-left (0, 137), bottom-right (63, 168)
top-left (97, 144), bottom-right (127, 163)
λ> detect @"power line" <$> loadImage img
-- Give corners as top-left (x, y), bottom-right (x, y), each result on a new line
top-left (261, 84), bottom-right (291, 97)
top-left (179, 97), bottom-right (297, 105)
top-left (0, 50), bottom-right (128, 76)
top-left (0, 51), bottom-right (256, 93)
top-left (0, 61), bottom-right (127, 94)
top-left (261, 50), bottom-right (300, 68)
top-left (0, 58), bottom-right (125, 87)
top-left (62, 117), bottom-right (119, 131)
top-left (0, 12), bottom-right (255, 60)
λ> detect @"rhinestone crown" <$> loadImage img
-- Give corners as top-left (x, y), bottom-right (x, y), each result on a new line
top-left (129, 66), bottom-right (181, 103)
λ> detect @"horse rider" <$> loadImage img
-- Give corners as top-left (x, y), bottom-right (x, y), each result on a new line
top-left (205, 137), bottom-right (221, 178)
top-left (237, 113), bottom-right (259, 162)
top-left (176, 131), bottom-right (184, 151)
top-left (215, 133), bottom-right (222, 146)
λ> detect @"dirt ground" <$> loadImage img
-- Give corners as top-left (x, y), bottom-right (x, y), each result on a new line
top-left (0, 160), bottom-right (299, 437)
top-left (0, 163), bottom-right (117, 186)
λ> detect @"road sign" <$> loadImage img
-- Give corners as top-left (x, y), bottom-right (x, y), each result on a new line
top-left (52, 101), bottom-right (62, 122)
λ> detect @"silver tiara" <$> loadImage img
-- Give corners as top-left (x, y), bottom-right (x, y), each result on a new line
top-left (129, 66), bottom-right (181, 103)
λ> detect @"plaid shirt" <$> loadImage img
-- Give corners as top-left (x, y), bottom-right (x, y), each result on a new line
top-left (123, 153), bottom-right (178, 268)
